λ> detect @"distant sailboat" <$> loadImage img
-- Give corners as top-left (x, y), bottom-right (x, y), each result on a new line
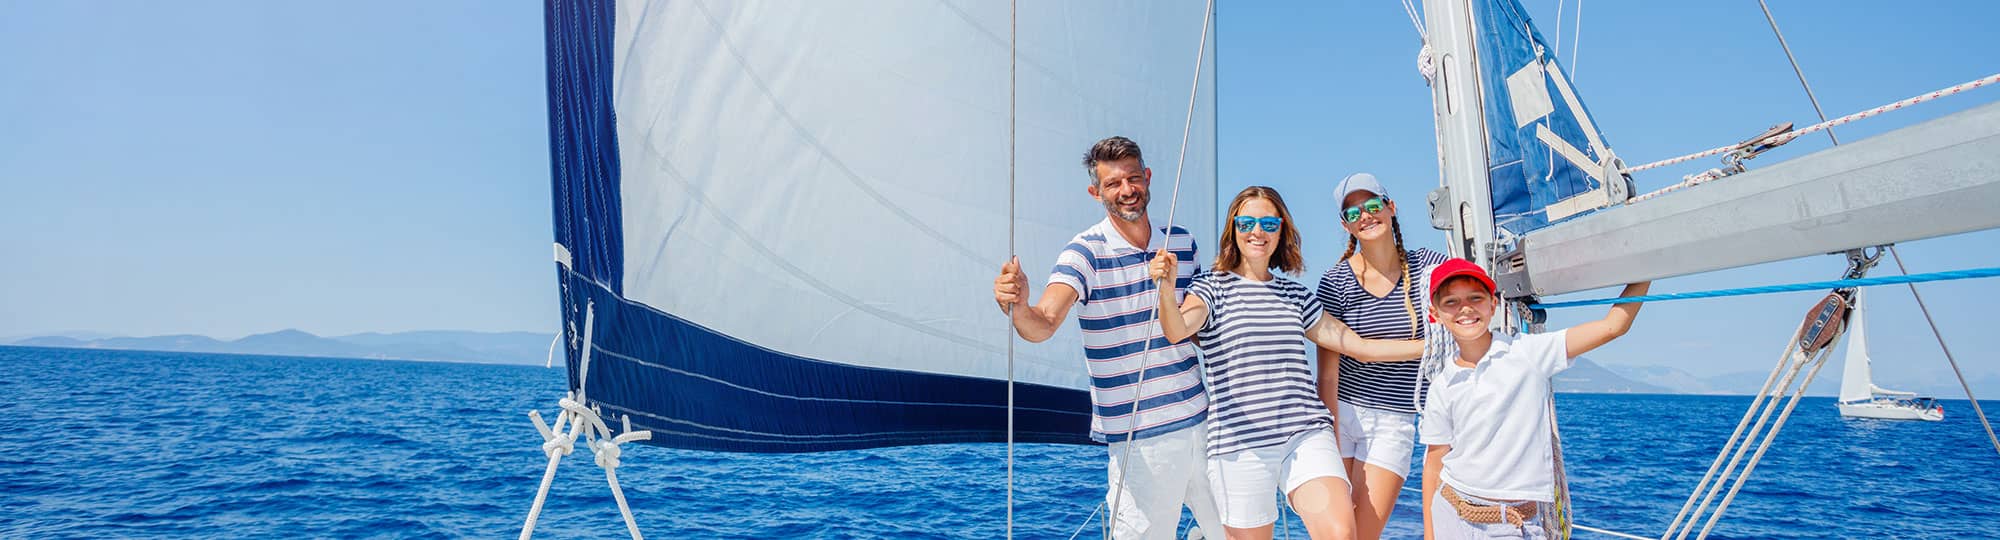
top-left (1836, 289), bottom-right (1944, 421)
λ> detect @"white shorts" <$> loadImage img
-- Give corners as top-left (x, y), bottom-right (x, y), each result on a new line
top-left (1205, 427), bottom-right (1348, 528)
top-left (1336, 401), bottom-right (1418, 480)
top-left (1106, 421), bottom-right (1223, 540)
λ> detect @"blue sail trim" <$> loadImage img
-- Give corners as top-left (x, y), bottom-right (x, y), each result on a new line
top-left (1474, 0), bottom-right (1619, 236)
top-left (547, 0), bottom-right (624, 292)
top-left (563, 272), bottom-right (1097, 452)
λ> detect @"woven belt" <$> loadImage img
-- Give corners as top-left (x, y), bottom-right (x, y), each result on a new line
top-left (1440, 484), bottom-right (1537, 527)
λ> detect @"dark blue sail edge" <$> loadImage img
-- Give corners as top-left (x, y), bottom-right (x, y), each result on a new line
top-left (1474, 0), bottom-right (1620, 236)
top-left (543, 0), bottom-right (1094, 452)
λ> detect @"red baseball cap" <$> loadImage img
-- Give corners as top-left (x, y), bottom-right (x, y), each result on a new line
top-left (1428, 258), bottom-right (1496, 302)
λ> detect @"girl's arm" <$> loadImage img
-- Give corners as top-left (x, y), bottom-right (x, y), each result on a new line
top-left (1564, 281), bottom-right (1652, 359)
top-left (1422, 444), bottom-right (1449, 540)
top-left (1151, 250), bottom-right (1208, 343)
top-left (1306, 316), bottom-right (1423, 361)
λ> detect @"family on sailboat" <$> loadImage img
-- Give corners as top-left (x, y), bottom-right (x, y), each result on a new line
top-left (994, 136), bottom-right (1653, 540)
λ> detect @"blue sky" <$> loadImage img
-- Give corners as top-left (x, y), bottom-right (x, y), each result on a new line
top-left (2, 1), bottom-right (1995, 393)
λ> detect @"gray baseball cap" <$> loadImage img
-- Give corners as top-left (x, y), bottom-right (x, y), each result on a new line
top-left (1334, 173), bottom-right (1388, 202)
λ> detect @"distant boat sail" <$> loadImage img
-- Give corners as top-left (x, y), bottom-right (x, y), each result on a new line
top-left (543, 0), bottom-right (1217, 453)
top-left (1835, 289), bottom-right (1944, 421)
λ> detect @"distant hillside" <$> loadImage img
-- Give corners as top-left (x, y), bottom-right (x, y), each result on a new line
top-left (8, 330), bottom-right (555, 365)
top-left (1554, 357), bottom-right (1673, 394)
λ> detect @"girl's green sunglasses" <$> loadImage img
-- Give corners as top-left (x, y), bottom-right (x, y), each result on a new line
top-left (1341, 197), bottom-right (1387, 223)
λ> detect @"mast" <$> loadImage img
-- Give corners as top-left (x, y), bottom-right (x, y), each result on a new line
top-left (1421, 0), bottom-right (1496, 269)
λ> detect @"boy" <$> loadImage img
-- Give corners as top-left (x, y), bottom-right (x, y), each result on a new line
top-left (1417, 259), bottom-right (1650, 539)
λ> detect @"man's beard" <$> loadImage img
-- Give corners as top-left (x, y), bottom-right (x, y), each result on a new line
top-left (1103, 191), bottom-right (1149, 222)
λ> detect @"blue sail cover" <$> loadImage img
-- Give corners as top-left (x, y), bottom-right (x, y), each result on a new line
top-left (1473, 0), bottom-right (1621, 236)
top-left (544, 0), bottom-right (1218, 453)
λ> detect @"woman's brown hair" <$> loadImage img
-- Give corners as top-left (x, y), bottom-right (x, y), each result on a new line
top-left (1213, 186), bottom-right (1304, 275)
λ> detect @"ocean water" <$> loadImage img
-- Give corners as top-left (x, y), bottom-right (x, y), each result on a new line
top-left (4, 346), bottom-right (1996, 539)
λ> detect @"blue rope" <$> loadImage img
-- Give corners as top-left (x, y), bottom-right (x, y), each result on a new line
top-left (1531, 267), bottom-right (2000, 309)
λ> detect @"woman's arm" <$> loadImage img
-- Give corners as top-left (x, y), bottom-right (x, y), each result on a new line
top-left (1564, 281), bottom-right (1651, 359)
top-left (1151, 250), bottom-right (1208, 343)
top-left (1306, 316), bottom-right (1423, 361)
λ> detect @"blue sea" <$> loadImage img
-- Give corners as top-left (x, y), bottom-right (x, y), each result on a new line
top-left (4, 346), bottom-right (1996, 539)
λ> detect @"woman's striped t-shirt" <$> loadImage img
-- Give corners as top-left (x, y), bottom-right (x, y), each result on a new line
top-left (1315, 247), bottom-right (1448, 413)
top-left (1186, 270), bottom-right (1333, 457)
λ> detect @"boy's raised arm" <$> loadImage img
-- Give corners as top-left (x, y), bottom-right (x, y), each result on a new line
top-left (1563, 281), bottom-right (1651, 359)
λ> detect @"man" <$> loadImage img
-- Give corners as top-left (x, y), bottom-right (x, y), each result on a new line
top-left (994, 136), bottom-right (1222, 540)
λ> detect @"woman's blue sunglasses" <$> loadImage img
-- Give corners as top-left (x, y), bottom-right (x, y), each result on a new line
top-left (1233, 215), bottom-right (1283, 233)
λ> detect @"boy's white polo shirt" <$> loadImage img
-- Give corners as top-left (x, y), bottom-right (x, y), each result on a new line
top-left (1418, 329), bottom-right (1571, 502)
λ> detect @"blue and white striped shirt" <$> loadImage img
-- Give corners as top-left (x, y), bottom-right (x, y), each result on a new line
top-left (1048, 218), bottom-right (1206, 443)
top-left (1316, 247), bottom-right (1449, 413)
top-left (1187, 270), bottom-right (1331, 456)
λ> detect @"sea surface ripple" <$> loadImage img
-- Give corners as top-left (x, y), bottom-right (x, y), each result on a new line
top-left (3, 347), bottom-right (1995, 538)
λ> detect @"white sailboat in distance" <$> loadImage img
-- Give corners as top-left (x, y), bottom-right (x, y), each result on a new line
top-left (1836, 289), bottom-right (1945, 421)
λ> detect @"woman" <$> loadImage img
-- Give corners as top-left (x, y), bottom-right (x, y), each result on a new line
top-left (1150, 186), bottom-right (1422, 540)
top-left (1313, 173), bottom-right (1449, 540)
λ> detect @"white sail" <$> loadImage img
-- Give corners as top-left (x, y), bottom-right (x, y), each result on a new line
top-left (1837, 289), bottom-right (1873, 403)
top-left (547, 0), bottom-right (1217, 451)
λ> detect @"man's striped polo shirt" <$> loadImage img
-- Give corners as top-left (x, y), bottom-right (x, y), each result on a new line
top-left (1048, 217), bottom-right (1207, 443)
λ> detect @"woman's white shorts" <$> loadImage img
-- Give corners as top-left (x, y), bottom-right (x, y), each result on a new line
top-left (1205, 427), bottom-right (1348, 528)
top-left (1336, 401), bottom-right (1419, 480)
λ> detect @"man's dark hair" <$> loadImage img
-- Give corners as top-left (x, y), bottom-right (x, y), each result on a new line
top-left (1082, 136), bottom-right (1144, 186)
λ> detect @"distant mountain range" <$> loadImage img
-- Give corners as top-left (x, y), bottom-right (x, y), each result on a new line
top-left (9, 330), bottom-right (555, 365)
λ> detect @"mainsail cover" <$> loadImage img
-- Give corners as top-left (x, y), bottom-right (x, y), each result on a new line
top-left (546, 0), bottom-right (1218, 452)
top-left (1471, 0), bottom-right (1623, 236)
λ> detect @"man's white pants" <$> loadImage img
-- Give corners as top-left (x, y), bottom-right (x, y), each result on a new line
top-left (1106, 421), bottom-right (1223, 540)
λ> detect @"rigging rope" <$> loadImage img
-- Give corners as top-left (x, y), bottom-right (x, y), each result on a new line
top-left (1106, 1), bottom-right (1214, 537)
top-left (1746, 1), bottom-right (2000, 459)
top-left (1756, 0), bottom-right (1837, 146)
top-left (1529, 267), bottom-right (2000, 309)
top-left (1620, 71), bottom-right (2000, 175)
top-left (1887, 248), bottom-right (2000, 457)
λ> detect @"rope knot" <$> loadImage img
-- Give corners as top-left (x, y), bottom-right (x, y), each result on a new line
top-left (592, 439), bottom-right (623, 469)
top-left (1417, 43), bottom-right (1437, 86)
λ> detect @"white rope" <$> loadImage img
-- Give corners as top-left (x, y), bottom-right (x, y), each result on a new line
top-left (1066, 501), bottom-right (1104, 540)
top-left (1659, 335), bottom-right (1797, 537)
top-left (519, 303), bottom-right (655, 540)
top-left (545, 334), bottom-right (559, 369)
top-left (1668, 346), bottom-right (1819, 540)
top-left (1621, 72), bottom-right (2000, 175)
top-left (1106, 2), bottom-right (1212, 538)
top-left (1399, 0), bottom-right (1426, 37)
top-left (1692, 347), bottom-right (1836, 540)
